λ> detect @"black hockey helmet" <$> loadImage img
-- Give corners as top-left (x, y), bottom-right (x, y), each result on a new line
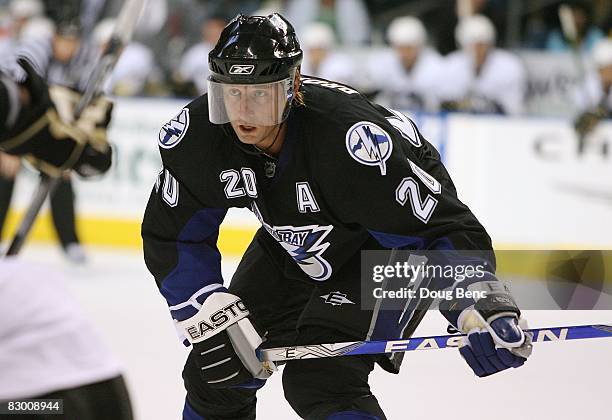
top-left (207, 14), bottom-right (303, 126)
top-left (208, 13), bottom-right (303, 84)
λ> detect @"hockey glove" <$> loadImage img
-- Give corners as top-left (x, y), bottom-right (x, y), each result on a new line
top-left (456, 281), bottom-right (532, 377)
top-left (178, 292), bottom-right (275, 389)
top-left (48, 85), bottom-right (113, 177)
top-left (0, 59), bottom-right (112, 178)
top-left (573, 107), bottom-right (607, 138)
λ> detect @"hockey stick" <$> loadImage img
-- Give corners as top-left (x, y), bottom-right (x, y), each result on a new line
top-left (257, 323), bottom-right (612, 362)
top-left (4, 0), bottom-right (145, 257)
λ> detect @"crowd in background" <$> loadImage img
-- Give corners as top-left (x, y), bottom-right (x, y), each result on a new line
top-left (0, 0), bottom-right (610, 261)
top-left (0, 0), bottom-right (610, 117)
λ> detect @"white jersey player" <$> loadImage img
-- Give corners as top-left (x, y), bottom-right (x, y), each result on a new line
top-left (368, 16), bottom-right (445, 112)
top-left (299, 22), bottom-right (357, 87)
top-left (93, 18), bottom-right (157, 96)
top-left (441, 14), bottom-right (526, 116)
top-left (176, 17), bottom-right (227, 95)
top-left (572, 38), bottom-right (612, 139)
top-left (0, 259), bottom-right (133, 418)
top-left (575, 38), bottom-right (612, 112)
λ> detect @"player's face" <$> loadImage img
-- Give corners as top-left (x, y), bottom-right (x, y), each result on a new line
top-left (223, 83), bottom-right (286, 145)
top-left (470, 42), bottom-right (490, 68)
top-left (223, 83), bottom-right (283, 125)
top-left (208, 71), bottom-right (298, 153)
top-left (52, 35), bottom-right (81, 63)
top-left (395, 45), bottom-right (420, 70)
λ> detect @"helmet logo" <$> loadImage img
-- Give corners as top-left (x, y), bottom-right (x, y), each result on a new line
top-left (229, 64), bottom-right (255, 75)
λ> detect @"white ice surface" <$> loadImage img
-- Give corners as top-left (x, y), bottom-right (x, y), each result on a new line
top-left (15, 245), bottom-right (612, 420)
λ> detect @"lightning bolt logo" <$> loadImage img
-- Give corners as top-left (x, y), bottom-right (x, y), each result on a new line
top-left (159, 108), bottom-right (190, 149)
top-left (345, 121), bottom-right (393, 175)
top-left (250, 203), bottom-right (333, 282)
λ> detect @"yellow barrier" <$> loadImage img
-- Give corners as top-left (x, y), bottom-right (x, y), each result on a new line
top-left (3, 211), bottom-right (257, 256)
top-left (4, 211), bottom-right (611, 286)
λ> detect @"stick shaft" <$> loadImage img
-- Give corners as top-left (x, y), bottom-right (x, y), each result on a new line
top-left (258, 324), bottom-right (612, 362)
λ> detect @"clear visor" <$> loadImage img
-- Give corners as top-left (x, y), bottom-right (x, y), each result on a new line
top-left (207, 76), bottom-right (294, 126)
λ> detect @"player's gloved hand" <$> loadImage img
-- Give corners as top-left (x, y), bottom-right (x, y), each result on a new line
top-left (2, 59), bottom-right (112, 178)
top-left (178, 292), bottom-right (275, 389)
top-left (573, 108), bottom-right (606, 137)
top-left (456, 281), bottom-right (532, 377)
top-left (48, 85), bottom-right (113, 177)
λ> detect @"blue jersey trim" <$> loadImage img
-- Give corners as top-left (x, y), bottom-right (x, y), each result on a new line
top-left (160, 208), bottom-right (227, 309)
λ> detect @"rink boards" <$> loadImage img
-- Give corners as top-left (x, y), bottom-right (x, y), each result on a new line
top-left (4, 97), bottom-right (612, 253)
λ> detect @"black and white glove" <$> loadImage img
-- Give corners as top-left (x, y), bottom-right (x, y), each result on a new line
top-left (1, 59), bottom-right (112, 178)
top-left (456, 281), bottom-right (532, 377)
top-left (573, 107), bottom-right (607, 138)
top-left (48, 85), bottom-right (113, 177)
top-left (178, 292), bottom-right (275, 389)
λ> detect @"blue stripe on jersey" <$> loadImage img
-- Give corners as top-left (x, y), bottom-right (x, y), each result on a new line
top-left (367, 229), bottom-right (427, 249)
top-left (368, 230), bottom-right (458, 251)
top-left (160, 208), bottom-right (227, 310)
top-left (182, 399), bottom-right (205, 420)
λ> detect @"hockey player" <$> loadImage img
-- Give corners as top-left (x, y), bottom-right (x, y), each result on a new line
top-left (573, 38), bottom-right (612, 138)
top-left (299, 22), bottom-right (357, 88)
top-left (142, 14), bottom-right (532, 420)
top-left (0, 12), bottom-right (108, 260)
top-left (368, 16), bottom-right (445, 112)
top-left (0, 56), bottom-right (130, 420)
top-left (440, 14), bottom-right (526, 116)
top-left (0, 58), bottom-right (112, 182)
top-left (0, 259), bottom-right (134, 419)
top-left (0, 53), bottom-right (112, 244)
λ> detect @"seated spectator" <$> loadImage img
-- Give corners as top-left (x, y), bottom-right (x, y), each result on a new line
top-left (573, 38), bottom-right (612, 138)
top-left (546, 0), bottom-right (604, 53)
top-left (174, 15), bottom-right (227, 96)
top-left (300, 22), bottom-right (356, 86)
top-left (441, 14), bottom-right (526, 115)
top-left (93, 18), bottom-right (160, 96)
top-left (368, 16), bottom-right (444, 112)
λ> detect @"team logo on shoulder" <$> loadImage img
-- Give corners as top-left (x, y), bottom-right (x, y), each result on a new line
top-left (159, 108), bottom-right (189, 149)
top-left (345, 121), bottom-right (393, 175)
top-left (229, 64), bottom-right (255, 75)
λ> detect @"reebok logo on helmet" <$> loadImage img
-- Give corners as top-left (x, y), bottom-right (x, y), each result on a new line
top-left (229, 64), bottom-right (255, 75)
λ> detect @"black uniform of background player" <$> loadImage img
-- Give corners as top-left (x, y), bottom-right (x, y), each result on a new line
top-left (142, 14), bottom-right (529, 420)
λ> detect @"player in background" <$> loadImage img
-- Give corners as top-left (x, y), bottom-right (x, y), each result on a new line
top-left (0, 260), bottom-right (133, 419)
top-left (92, 18), bottom-right (158, 97)
top-left (0, 52), bottom-right (130, 419)
top-left (0, 7), bottom-right (101, 262)
top-left (573, 38), bottom-right (612, 138)
top-left (142, 14), bottom-right (532, 420)
top-left (174, 15), bottom-right (228, 96)
top-left (440, 14), bottom-right (526, 116)
top-left (368, 16), bottom-right (445, 112)
top-left (299, 22), bottom-right (357, 88)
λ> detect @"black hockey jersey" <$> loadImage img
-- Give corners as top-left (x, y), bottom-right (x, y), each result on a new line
top-left (142, 76), bottom-right (494, 325)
